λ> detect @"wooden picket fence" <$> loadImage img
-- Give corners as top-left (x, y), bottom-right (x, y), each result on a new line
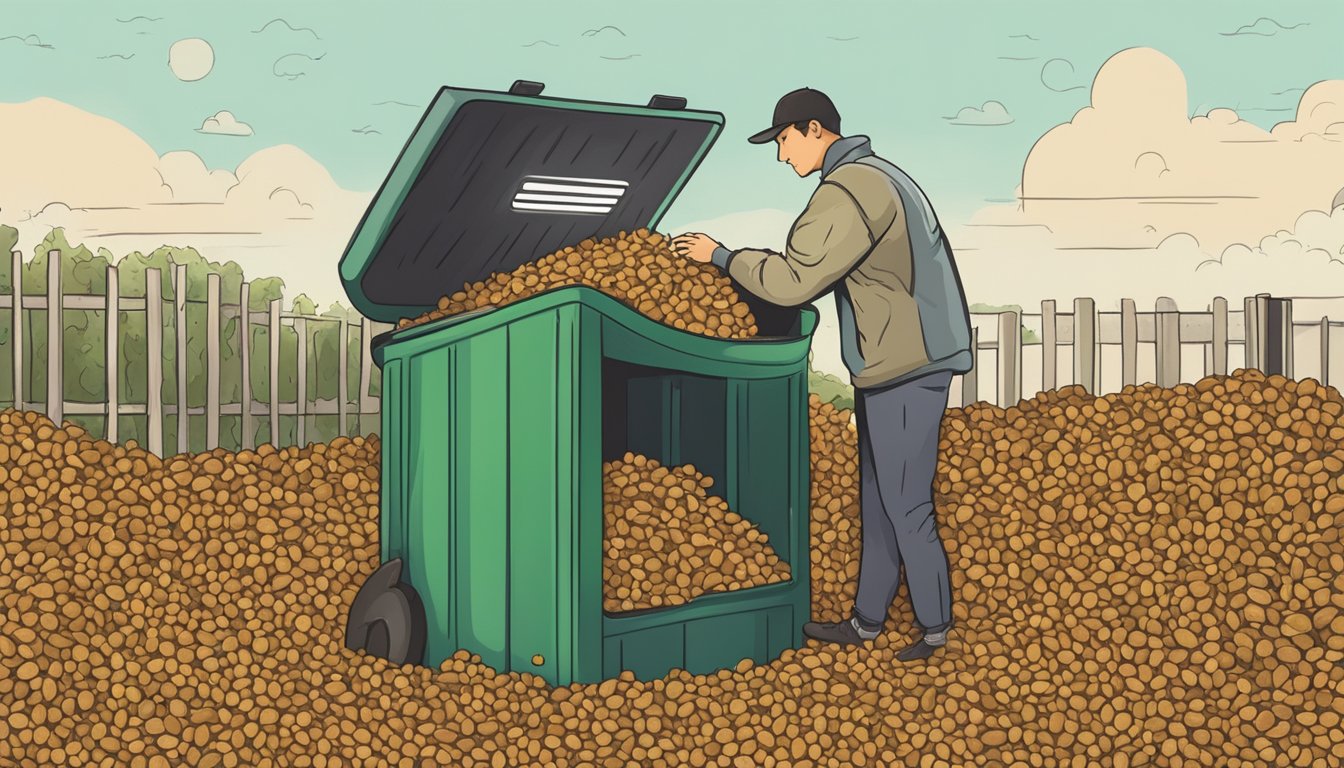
top-left (947, 295), bottom-right (1341, 409)
top-left (4, 249), bottom-right (1342, 452)
top-left (2, 250), bottom-right (396, 455)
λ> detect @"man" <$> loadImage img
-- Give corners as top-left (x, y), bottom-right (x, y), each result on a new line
top-left (672, 87), bottom-right (973, 662)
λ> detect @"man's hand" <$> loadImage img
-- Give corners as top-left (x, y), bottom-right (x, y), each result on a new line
top-left (671, 232), bottom-right (722, 264)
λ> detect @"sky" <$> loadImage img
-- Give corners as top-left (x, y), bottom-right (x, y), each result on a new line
top-left (1, 0), bottom-right (1342, 381)
top-left (3, 0), bottom-right (1339, 225)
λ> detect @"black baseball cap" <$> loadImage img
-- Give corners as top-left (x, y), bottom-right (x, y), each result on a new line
top-left (748, 88), bottom-right (842, 144)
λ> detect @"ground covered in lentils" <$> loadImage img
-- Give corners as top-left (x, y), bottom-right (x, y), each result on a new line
top-left (2, 368), bottom-right (1344, 767)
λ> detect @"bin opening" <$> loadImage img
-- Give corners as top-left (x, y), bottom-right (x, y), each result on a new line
top-left (729, 282), bottom-right (805, 339)
top-left (600, 358), bottom-right (796, 616)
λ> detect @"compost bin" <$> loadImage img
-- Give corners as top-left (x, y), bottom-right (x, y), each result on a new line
top-left (337, 80), bottom-right (818, 686)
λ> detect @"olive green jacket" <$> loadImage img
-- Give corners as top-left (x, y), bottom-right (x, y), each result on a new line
top-left (711, 135), bottom-right (974, 390)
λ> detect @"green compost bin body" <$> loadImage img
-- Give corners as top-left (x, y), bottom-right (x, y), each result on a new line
top-left (374, 286), bottom-right (817, 686)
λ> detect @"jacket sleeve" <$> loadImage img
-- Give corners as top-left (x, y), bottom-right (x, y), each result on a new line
top-left (714, 181), bottom-right (875, 307)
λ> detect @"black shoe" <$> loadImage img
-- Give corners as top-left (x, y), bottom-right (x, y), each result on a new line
top-left (802, 619), bottom-right (871, 646)
top-left (896, 637), bottom-right (946, 662)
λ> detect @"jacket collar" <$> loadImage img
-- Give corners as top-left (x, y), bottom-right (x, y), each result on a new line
top-left (821, 135), bottom-right (874, 178)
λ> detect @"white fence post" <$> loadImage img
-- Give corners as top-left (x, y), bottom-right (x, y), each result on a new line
top-left (175, 263), bottom-right (190, 453)
top-left (206, 273), bottom-right (220, 449)
top-left (997, 310), bottom-right (1021, 406)
top-left (1073, 297), bottom-right (1096, 394)
top-left (11, 250), bottom-right (23, 411)
top-left (295, 316), bottom-right (307, 447)
top-left (1283, 298), bottom-right (1294, 379)
top-left (105, 264), bottom-right (119, 443)
top-left (1120, 298), bottom-right (1137, 388)
top-left (1255, 293), bottom-right (1272, 372)
top-left (1321, 317), bottom-right (1331, 388)
top-left (146, 268), bottom-right (164, 456)
top-left (338, 318), bottom-right (349, 436)
top-left (359, 316), bottom-right (373, 435)
top-left (1243, 296), bottom-right (1257, 372)
top-left (1211, 297), bottom-right (1228, 376)
top-left (269, 300), bottom-right (281, 445)
top-left (1155, 297), bottom-right (1180, 388)
top-left (240, 282), bottom-right (253, 450)
top-left (46, 249), bottom-right (62, 424)
top-left (1041, 300), bottom-right (1057, 392)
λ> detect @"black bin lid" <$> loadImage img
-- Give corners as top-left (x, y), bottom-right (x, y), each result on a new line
top-left (338, 82), bottom-right (724, 323)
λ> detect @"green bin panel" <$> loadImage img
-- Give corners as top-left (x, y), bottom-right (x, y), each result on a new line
top-left (677, 376), bottom-right (727, 496)
top-left (452, 327), bottom-right (510, 670)
top-left (603, 604), bottom-right (796, 682)
top-left (738, 376), bottom-right (794, 566)
top-left (765, 604), bottom-right (797, 655)
top-left (683, 611), bottom-right (769, 674)
top-left (602, 634), bottom-right (622, 678)
top-left (407, 349), bottom-right (455, 667)
top-left (623, 372), bottom-right (667, 462)
top-left (605, 623), bottom-right (684, 682)
top-left (571, 306), bottom-right (606, 684)
top-left (380, 359), bottom-right (405, 563)
top-left (508, 314), bottom-right (561, 679)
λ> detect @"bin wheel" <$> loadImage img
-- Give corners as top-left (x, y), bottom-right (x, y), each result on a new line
top-left (345, 559), bottom-right (427, 666)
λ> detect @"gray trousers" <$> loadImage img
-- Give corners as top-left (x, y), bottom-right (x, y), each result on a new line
top-left (852, 369), bottom-right (955, 635)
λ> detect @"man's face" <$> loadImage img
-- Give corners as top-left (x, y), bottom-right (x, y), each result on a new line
top-left (775, 122), bottom-right (825, 177)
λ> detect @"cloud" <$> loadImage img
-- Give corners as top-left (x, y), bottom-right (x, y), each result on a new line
top-left (1009, 34), bottom-right (1039, 41)
top-left (197, 110), bottom-right (254, 137)
top-left (0, 34), bottom-right (54, 50)
top-left (954, 49), bottom-right (1344, 254)
top-left (273, 52), bottom-right (324, 80)
top-left (21, 201), bottom-right (75, 224)
top-left (827, 36), bottom-right (859, 42)
top-left (157, 151), bottom-right (238, 200)
top-left (351, 125), bottom-right (381, 135)
top-left (933, 47), bottom-right (1344, 314)
top-left (251, 18), bottom-right (321, 40)
top-left (945, 101), bottom-right (1014, 126)
top-left (1041, 58), bottom-right (1086, 92)
top-left (97, 53), bottom-right (135, 61)
top-left (522, 40), bottom-right (558, 48)
top-left (581, 25), bottom-right (626, 37)
top-left (1220, 18), bottom-right (1309, 37)
top-left (580, 24), bottom-right (634, 61)
top-left (0, 96), bottom-right (371, 308)
top-left (372, 100), bottom-right (420, 108)
top-left (115, 16), bottom-right (161, 23)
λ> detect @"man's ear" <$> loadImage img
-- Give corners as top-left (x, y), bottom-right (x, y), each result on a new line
top-left (809, 120), bottom-right (822, 138)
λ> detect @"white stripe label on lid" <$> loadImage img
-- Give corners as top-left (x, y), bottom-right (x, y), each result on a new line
top-left (514, 193), bottom-right (622, 205)
top-left (513, 201), bottom-right (615, 214)
top-left (513, 175), bottom-right (626, 214)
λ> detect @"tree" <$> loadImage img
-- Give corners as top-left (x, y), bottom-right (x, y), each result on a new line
top-left (0, 225), bottom-right (20, 405)
top-left (807, 351), bottom-right (854, 411)
top-left (0, 225), bottom-right (374, 451)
